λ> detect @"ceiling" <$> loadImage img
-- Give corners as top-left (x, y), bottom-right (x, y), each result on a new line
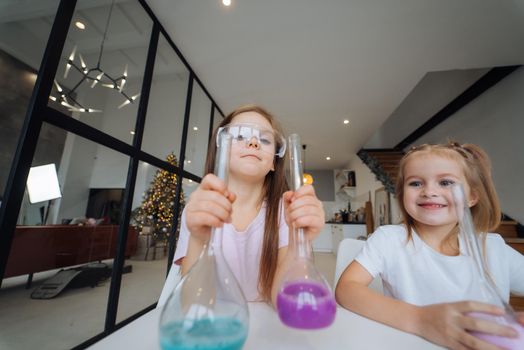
top-left (1, 0), bottom-right (524, 169)
top-left (147, 0), bottom-right (524, 169)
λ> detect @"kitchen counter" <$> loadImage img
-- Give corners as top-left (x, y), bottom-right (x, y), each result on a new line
top-left (326, 221), bottom-right (366, 225)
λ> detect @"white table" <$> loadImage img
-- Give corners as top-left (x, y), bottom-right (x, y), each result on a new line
top-left (89, 303), bottom-right (444, 349)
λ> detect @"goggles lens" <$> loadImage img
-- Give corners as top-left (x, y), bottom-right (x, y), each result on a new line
top-left (217, 123), bottom-right (286, 158)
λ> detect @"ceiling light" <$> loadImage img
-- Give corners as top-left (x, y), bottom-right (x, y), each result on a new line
top-left (75, 21), bottom-right (85, 30)
top-left (326, 156), bottom-right (331, 160)
top-left (302, 145), bottom-right (314, 185)
top-left (51, 0), bottom-right (139, 113)
top-left (130, 131), bottom-right (135, 135)
top-left (222, 0), bottom-right (232, 6)
top-left (343, 120), bottom-right (349, 125)
top-left (193, 126), bottom-right (198, 131)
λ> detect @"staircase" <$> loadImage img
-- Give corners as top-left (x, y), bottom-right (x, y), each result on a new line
top-left (357, 149), bottom-right (404, 193)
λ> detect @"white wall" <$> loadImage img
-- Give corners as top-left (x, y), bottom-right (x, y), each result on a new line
top-left (345, 156), bottom-right (403, 225)
top-left (414, 67), bottom-right (524, 224)
top-left (53, 88), bottom-right (108, 223)
top-left (364, 69), bottom-right (488, 148)
top-left (308, 170), bottom-right (334, 201)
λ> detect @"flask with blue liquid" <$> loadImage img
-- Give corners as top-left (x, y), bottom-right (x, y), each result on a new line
top-left (159, 131), bottom-right (249, 350)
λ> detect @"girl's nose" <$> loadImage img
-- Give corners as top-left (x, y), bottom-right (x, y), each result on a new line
top-left (421, 185), bottom-right (438, 198)
top-left (247, 137), bottom-right (260, 150)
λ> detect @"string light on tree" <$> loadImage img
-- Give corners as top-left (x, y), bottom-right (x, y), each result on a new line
top-left (131, 152), bottom-right (184, 246)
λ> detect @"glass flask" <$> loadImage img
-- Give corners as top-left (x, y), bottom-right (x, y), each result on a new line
top-left (276, 133), bottom-right (337, 329)
top-left (159, 131), bottom-right (249, 350)
top-left (451, 184), bottom-right (524, 349)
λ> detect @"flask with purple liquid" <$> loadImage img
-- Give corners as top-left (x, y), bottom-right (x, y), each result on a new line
top-left (451, 184), bottom-right (524, 349)
top-left (276, 134), bottom-right (336, 329)
top-left (159, 131), bottom-right (249, 350)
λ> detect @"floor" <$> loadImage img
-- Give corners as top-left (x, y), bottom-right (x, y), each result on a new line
top-left (0, 252), bottom-right (336, 350)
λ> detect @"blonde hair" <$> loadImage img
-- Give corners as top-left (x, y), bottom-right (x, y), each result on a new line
top-left (395, 142), bottom-right (501, 246)
top-left (205, 104), bottom-right (288, 302)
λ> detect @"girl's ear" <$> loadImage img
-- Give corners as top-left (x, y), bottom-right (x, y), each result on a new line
top-left (468, 190), bottom-right (479, 208)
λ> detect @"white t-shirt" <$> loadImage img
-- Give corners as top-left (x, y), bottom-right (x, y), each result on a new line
top-left (173, 201), bottom-right (289, 301)
top-left (356, 225), bottom-right (524, 306)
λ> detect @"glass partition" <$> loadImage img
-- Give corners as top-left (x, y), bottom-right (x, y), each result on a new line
top-left (0, 0), bottom-right (60, 199)
top-left (1, 123), bottom-right (129, 349)
top-left (142, 34), bottom-right (189, 160)
top-left (47, 0), bottom-right (152, 144)
top-left (212, 105), bottom-right (224, 135)
top-left (117, 160), bottom-right (184, 322)
top-left (184, 82), bottom-right (212, 177)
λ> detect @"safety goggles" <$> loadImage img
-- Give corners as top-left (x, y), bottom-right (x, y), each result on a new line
top-left (217, 123), bottom-right (286, 158)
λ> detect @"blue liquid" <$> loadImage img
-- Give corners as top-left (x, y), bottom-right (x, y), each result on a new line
top-left (159, 317), bottom-right (247, 350)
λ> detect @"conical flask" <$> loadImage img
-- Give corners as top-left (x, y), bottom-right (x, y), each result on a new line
top-left (276, 133), bottom-right (336, 329)
top-left (159, 131), bottom-right (249, 350)
top-left (451, 184), bottom-right (524, 349)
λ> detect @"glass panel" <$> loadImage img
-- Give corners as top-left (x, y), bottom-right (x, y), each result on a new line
top-left (118, 160), bottom-right (186, 322)
top-left (142, 34), bottom-right (189, 161)
top-left (184, 82), bottom-right (212, 177)
top-left (47, 0), bottom-right (152, 144)
top-left (213, 105), bottom-right (224, 135)
top-left (0, 0), bottom-right (60, 199)
top-left (1, 123), bottom-right (129, 350)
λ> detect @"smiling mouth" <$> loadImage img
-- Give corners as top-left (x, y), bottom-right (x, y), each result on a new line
top-left (418, 203), bottom-right (447, 209)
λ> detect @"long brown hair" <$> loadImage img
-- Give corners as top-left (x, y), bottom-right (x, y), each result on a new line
top-left (395, 142), bottom-right (501, 248)
top-left (204, 105), bottom-right (288, 301)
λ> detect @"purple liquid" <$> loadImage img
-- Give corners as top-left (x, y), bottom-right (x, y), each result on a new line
top-left (276, 280), bottom-right (336, 329)
top-left (467, 312), bottom-right (524, 349)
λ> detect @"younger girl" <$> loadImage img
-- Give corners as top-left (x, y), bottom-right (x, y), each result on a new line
top-left (173, 105), bottom-right (324, 304)
top-left (336, 142), bottom-right (524, 350)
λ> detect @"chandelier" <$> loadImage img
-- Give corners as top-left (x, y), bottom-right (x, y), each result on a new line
top-left (51, 0), bottom-right (139, 113)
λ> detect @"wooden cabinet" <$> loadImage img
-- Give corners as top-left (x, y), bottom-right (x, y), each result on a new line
top-left (5, 225), bottom-right (138, 278)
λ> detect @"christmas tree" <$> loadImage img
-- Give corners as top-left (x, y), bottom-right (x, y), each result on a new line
top-left (132, 152), bottom-right (184, 246)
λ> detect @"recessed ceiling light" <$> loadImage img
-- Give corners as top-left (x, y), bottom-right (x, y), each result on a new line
top-left (130, 131), bottom-right (135, 135)
top-left (222, 0), bottom-right (232, 6)
top-left (326, 156), bottom-right (331, 160)
top-left (188, 179), bottom-right (193, 183)
top-left (193, 126), bottom-right (198, 131)
top-left (186, 160), bottom-right (191, 164)
top-left (343, 120), bottom-right (349, 125)
top-left (75, 21), bottom-right (85, 30)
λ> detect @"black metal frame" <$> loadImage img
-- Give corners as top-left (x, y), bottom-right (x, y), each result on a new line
top-left (0, 0), bottom-right (225, 347)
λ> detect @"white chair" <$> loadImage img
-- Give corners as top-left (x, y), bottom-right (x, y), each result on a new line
top-left (157, 263), bottom-right (181, 308)
top-left (334, 238), bottom-right (383, 294)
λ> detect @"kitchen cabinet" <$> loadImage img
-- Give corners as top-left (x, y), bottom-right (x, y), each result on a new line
top-left (331, 224), bottom-right (367, 256)
top-left (312, 224), bottom-right (333, 252)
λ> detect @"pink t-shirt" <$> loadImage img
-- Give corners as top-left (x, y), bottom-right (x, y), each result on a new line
top-left (173, 201), bottom-right (289, 301)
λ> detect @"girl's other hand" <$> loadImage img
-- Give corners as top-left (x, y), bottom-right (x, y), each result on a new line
top-left (415, 301), bottom-right (518, 350)
top-left (185, 174), bottom-right (236, 243)
top-left (283, 184), bottom-right (325, 240)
